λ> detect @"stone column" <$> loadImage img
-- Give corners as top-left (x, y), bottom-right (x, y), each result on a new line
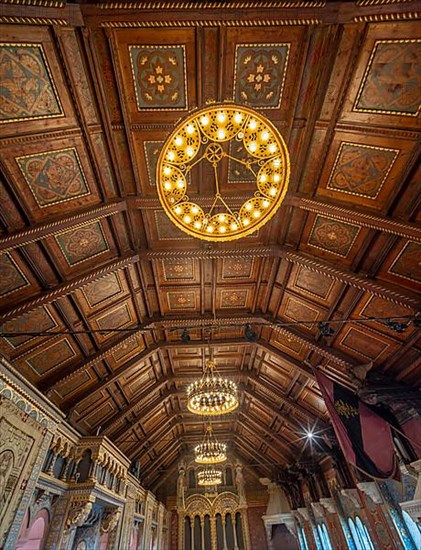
top-left (201, 516), bottom-right (205, 550)
top-left (46, 451), bottom-right (58, 476)
top-left (240, 511), bottom-right (250, 550)
top-left (190, 516), bottom-right (194, 550)
top-left (60, 457), bottom-right (72, 481)
top-left (210, 515), bottom-right (217, 550)
top-left (232, 516), bottom-right (239, 550)
top-left (222, 515), bottom-right (228, 550)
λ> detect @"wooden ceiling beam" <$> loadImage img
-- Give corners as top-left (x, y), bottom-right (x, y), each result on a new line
top-left (123, 414), bottom-right (179, 457)
top-left (232, 438), bottom-right (274, 476)
top-left (237, 420), bottom-right (292, 461)
top-left (292, 196), bottom-right (421, 244)
top-left (141, 440), bottom-right (183, 481)
top-left (62, 343), bottom-right (162, 411)
top-left (0, 200), bottom-right (126, 254)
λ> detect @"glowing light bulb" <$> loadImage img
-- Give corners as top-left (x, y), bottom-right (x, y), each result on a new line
top-left (243, 218), bottom-right (250, 226)
top-left (269, 143), bottom-right (277, 154)
top-left (218, 214), bottom-right (226, 222)
top-left (187, 124), bottom-right (195, 134)
top-left (177, 179), bottom-right (184, 188)
top-left (206, 225), bottom-right (214, 233)
top-left (246, 202), bottom-right (252, 211)
top-left (219, 226), bottom-right (226, 233)
top-left (306, 431), bottom-right (314, 439)
top-left (269, 187), bottom-right (277, 196)
top-left (261, 131), bottom-right (269, 140)
top-left (194, 221), bottom-right (201, 229)
top-left (249, 142), bottom-right (257, 153)
top-left (167, 151), bottom-right (175, 161)
top-left (164, 182), bottom-right (172, 190)
top-left (263, 200), bottom-right (270, 208)
top-left (175, 136), bottom-right (183, 146)
top-left (273, 174), bottom-right (280, 183)
top-left (231, 223), bottom-right (238, 231)
top-left (217, 112), bottom-right (226, 123)
top-left (184, 215), bottom-right (191, 223)
top-left (253, 210), bottom-right (260, 218)
top-left (217, 129), bottom-right (225, 140)
top-left (163, 166), bottom-right (172, 175)
top-left (249, 119), bottom-right (257, 130)
top-left (192, 206), bottom-right (199, 214)
top-left (273, 159), bottom-right (281, 167)
top-left (234, 113), bottom-right (242, 123)
top-left (260, 174), bottom-right (267, 183)
top-left (175, 206), bottom-right (182, 215)
top-left (201, 115), bottom-right (209, 126)
top-left (186, 147), bottom-right (194, 157)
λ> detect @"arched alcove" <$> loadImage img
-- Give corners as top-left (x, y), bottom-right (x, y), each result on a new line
top-left (16, 509), bottom-right (49, 550)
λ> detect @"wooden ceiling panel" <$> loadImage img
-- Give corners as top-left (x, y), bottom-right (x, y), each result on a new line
top-left (0, 1), bottom-right (420, 490)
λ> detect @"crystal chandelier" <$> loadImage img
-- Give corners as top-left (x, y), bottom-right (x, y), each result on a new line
top-left (197, 466), bottom-right (223, 487)
top-left (195, 424), bottom-right (227, 464)
top-left (186, 359), bottom-right (238, 416)
top-left (157, 103), bottom-right (290, 242)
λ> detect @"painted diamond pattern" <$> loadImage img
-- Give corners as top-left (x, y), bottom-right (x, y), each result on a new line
top-left (234, 44), bottom-right (289, 108)
top-left (129, 45), bottom-right (187, 109)
top-left (0, 253), bottom-right (28, 297)
top-left (16, 148), bottom-right (89, 207)
top-left (309, 215), bottom-right (360, 257)
top-left (327, 143), bottom-right (399, 199)
top-left (0, 44), bottom-right (62, 122)
top-left (56, 221), bottom-right (109, 266)
top-left (389, 241), bottom-right (421, 283)
top-left (355, 40), bottom-right (421, 116)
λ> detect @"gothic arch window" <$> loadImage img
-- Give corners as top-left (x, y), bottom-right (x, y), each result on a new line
top-left (225, 466), bottom-right (233, 486)
top-left (188, 468), bottom-right (196, 489)
top-left (317, 523), bottom-right (333, 550)
top-left (297, 525), bottom-right (309, 550)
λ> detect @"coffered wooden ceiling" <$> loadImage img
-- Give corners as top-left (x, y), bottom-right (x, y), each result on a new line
top-left (0, 0), bottom-right (420, 491)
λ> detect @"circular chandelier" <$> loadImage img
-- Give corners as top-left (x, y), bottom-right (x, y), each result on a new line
top-left (186, 360), bottom-right (238, 416)
top-left (195, 424), bottom-right (227, 464)
top-left (157, 103), bottom-right (290, 241)
top-left (197, 466), bottom-right (223, 487)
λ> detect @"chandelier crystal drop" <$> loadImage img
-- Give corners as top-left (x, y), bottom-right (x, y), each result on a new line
top-left (195, 424), bottom-right (227, 464)
top-left (197, 466), bottom-right (223, 487)
top-left (186, 360), bottom-right (238, 416)
top-left (156, 103), bottom-right (290, 242)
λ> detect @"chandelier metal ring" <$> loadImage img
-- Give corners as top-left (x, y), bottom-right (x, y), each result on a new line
top-left (197, 466), bottom-right (223, 487)
top-left (157, 103), bottom-right (290, 241)
top-left (194, 424), bottom-right (227, 464)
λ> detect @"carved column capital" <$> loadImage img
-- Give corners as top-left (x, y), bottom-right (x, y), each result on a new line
top-left (357, 482), bottom-right (383, 504)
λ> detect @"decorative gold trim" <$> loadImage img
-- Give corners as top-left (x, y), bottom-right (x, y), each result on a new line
top-left (2, 0), bottom-right (65, 6)
top-left (97, 1), bottom-right (326, 9)
top-left (356, 0), bottom-right (414, 6)
top-left (95, 302), bottom-right (134, 336)
top-left (2, 305), bottom-right (58, 349)
top-left (353, 12), bottom-right (420, 22)
top-left (354, 39), bottom-right (421, 117)
top-left (339, 326), bottom-right (390, 362)
top-left (100, 18), bottom-right (321, 27)
top-left (167, 291), bottom-right (197, 310)
top-left (16, 147), bottom-right (91, 209)
top-left (143, 140), bottom-right (164, 186)
top-left (326, 142), bottom-right (400, 200)
top-left (128, 44), bottom-right (188, 112)
top-left (0, 16), bottom-right (68, 26)
top-left (233, 42), bottom-right (290, 110)
top-left (0, 43), bottom-right (64, 124)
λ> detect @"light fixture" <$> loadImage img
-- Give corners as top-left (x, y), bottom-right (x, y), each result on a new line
top-left (186, 359), bottom-right (238, 416)
top-left (244, 323), bottom-right (258, 342)
top-left (197, 466), bottom-right (223, 487)
top-left (318, 322), bottom-right (334, 337)
top-left (157, 103), bottom-right (290, 241)
top-left (181, 328), bottom-right (191, 343)
top-left (195, 424), bottom-right (227, 464)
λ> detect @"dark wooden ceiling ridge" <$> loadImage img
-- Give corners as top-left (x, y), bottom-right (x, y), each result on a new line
top-left (1, 238), bottom-right (417, 324)
top-left (100, 380), bottom-right (175, 434)
top-left (123, 413), bottom-right (179, 456)
top-left (238, 421), bottom-right (292, 461)
top-left (232, 438), bottom-right (274, 475)
top-left (141, 440), bottom-right (183, 480)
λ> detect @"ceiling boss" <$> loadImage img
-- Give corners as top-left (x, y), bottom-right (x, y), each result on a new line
top-left (157, 104), bottom-right (290, 241)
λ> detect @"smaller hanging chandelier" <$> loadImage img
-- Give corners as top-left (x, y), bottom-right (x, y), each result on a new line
top-left (195, 424), bottom-right (227, 464)
top-left (187, 359), bottom-right (238, 416)
top-left (197, 466), bottom-right (223, 487)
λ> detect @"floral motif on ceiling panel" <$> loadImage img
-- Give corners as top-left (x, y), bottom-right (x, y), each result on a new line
top-left (308, 215), bottom-right (360, 257)
top-left (95, 303), bottom-right (133, 333)
top-left (55, 221), bottom-right (109, 266)
top-left (162, 258), bottom-right (195, 281)
top-left (167, 291), bottom-right (196, 311)
top-left (0, 43), bottom-right (63, 123)
top-left (16, 148), bottom-right (90, 207)
top-left (0, 253), bottom-right (29, 297)
top-left (234, 44), bottom-right (290, 108)
top-left (25, 337), bottom-right (76, 377)
top-left (355, 40), bottom-right (421, 116)
top-left (222, 258), bottom-right (254, 279)
top-left (129, 45), bottom-right (187, 110)
top-left (1, 306), bottom-right (57, 348)
top-left (388, 241), bottom-right (421, 283)
top-left (82, 272), bottom-right (123, 308)
top-left (220, 289), bottom-right (248, 308)
top-left (327, 142), bottom-right (399, 199)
